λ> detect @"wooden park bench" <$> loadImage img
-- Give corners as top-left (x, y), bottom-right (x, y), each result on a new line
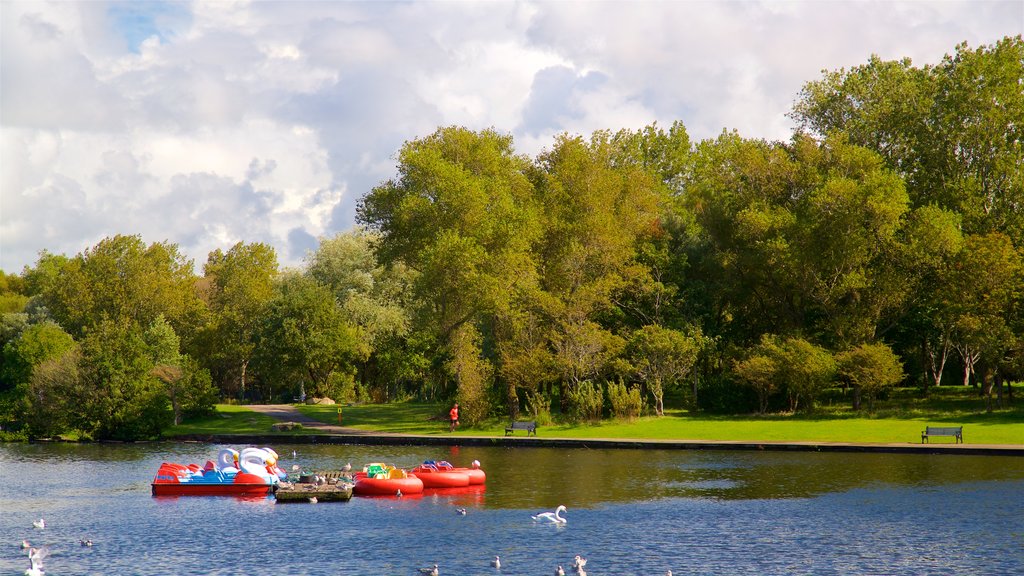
top-left (505, 421), bottom-right (537, 436)
top-left (921, 426), bottom-right (963, 444)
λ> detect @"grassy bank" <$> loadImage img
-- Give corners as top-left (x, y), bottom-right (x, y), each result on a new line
top-left (166, 386), bottom-right (1024, 445)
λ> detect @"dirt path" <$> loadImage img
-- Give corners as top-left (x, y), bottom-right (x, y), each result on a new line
top-left (243, 404), bottom-right (392, 436)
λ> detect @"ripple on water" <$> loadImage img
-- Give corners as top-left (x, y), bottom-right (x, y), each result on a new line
top-left (0, 444), bottom-right (1022, 575)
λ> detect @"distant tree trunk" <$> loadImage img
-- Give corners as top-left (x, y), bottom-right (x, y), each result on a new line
top-left (981, 369), bottom-right (994, 412)
top-left (507, 380), bottom-right (519, 421)
top-left (852, 384), bottom-right (862, 411)
top-left (239, 360), bottom-right (248, 401)
top-left (924, 335), bottom-right (951, 393)
top-left (995, 371), bottom-right (1003, 409)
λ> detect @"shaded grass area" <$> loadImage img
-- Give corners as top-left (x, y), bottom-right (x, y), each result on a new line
top-left (164, 404), bottom-right (331, 437)
top-left (172, 386), bottom-right (1024, 445)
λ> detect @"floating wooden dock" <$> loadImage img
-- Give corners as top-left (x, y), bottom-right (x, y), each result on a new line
top-left (275, 481), bottom-right (354, 503)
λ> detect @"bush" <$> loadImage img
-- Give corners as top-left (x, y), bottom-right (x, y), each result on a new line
top-left (524, 390), bottom-right (553, 426)
top-left (566, 380), bottom-right (604, 423)
top-left (608, 379), bottom-right (644, 420)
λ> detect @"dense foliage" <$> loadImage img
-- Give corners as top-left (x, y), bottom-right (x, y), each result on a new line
top-left (1, 37), bottom-right (1021, 439)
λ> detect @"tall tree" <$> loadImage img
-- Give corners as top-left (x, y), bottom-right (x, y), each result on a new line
top-left (255, 273), bottom-right (361, 401)
top-left (197, 242), bottom-right (278, 399)
top-left (791, 36), bottom-right (1024, 239)
top-left (36, 235), bottom-right (203, 340)
top-left (532, 132), bottom-right (661, 409)
top-left (358, 126), bottom-right (541, 405)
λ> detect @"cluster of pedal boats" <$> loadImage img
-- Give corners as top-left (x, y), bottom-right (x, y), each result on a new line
top-left (151, 449), bottom-right (485, 498)
top-left (354, 460), bottom-right (485, 495)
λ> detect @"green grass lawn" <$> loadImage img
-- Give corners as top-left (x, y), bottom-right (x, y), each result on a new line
top-left (290, 386), bottom-right (1024, 445)
top-left (168, 386), bottom-right (1024, 445)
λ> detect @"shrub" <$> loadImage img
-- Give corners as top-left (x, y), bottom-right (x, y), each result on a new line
top-left (524, 390), bottom-right (553, 426)
top-left (608, 379), bottom-right (644, 420)
top-left (566, 380), bottom-right (603, 423)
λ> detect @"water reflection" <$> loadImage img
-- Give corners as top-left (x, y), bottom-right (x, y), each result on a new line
top-left (0, 443), bottom-right (1021, 575)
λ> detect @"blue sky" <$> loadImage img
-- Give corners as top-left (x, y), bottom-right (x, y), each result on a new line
top-left (2, 1), bottom-right (1022, 273)
top-left (108, 1), bottom-right (190, 53)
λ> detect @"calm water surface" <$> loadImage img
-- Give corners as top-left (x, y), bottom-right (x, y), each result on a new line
top-left (1, 442), bottom-right (1022, 575)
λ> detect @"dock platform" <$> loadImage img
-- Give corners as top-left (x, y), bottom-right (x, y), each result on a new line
top-left (275, 480), bottom-right (354, 503)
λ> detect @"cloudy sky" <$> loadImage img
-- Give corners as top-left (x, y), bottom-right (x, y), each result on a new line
top-left (2, 1), bottom-right (1022, 274)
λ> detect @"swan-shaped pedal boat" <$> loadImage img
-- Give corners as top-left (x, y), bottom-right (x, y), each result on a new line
top-left (151, 447), bottom-right (286, 496)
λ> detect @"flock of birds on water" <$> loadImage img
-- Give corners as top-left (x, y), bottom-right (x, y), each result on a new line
top-left (407, 505), bottom-right (672, 576)
top-left (18, 506), bottom-right (679, 573)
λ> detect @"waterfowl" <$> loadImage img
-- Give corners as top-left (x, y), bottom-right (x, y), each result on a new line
top-left (573, 555), bottom-right (587, 570)
top-left (32, 518), bottom-right (45, 530)
top-left (456, 507), bottom-right (467, 515)
top-left (79, 539), bottom-right (93, 547)
top-left (531, 505), bottom-right (567, 524)
top-left (492, 555), bottom-right (501, 569)
top-left (418, 564), bottom-right (439, 576)
top-left (555, 566), bottom-right (565, 576)
top-left (25, 546), bottom-right (48, 576)
top-left (308, 496), bottom-right (318, 503)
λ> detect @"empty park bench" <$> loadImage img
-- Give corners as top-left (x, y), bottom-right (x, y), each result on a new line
top-left (921, 426), bottom-right (963, 444)
top-left (505, 421), bottom-right (537, 436)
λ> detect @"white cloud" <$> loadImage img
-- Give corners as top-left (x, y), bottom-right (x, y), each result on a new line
top-left (2, 0), bottom-right (1021, 273)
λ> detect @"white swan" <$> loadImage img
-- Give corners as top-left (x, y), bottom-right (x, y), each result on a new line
top-left (32, 518), bottom-right (44, 529)
top-left (531, 505), bottom-right (567, 524)
top-left (573, 555), bottom-right (587, 570)
top-left (491, 555), bottom-right (501, 569)
top-left (25, 546), bottom-right (48, 576)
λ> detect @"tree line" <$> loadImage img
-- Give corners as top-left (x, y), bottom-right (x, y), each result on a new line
top-left (1, 37), bottom-right (1021, 439)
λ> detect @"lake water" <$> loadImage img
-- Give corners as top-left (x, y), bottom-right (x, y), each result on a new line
top-left (1, 442), bottom-right (1022, 575)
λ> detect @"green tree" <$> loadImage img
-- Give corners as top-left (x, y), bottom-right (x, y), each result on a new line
top-left (792, 36), bottom-right (1024, 239)
top-left (0, 270), bottom-right (29, 313)
top-left (733, 346), bottom-right (780, 414)
top-left (307, 229), bottom-right (414, 398)
top-left (358, 126), bottom-right (541, 405)
top-left (37, 235), bottom-right (203, 340)
top-left (627, 324), bottom-right (703, 416)
top-left (197, 242), bottom-right (278, 399)
top-left (256, 273), bottom-right (361, 400)
top-left (144, 315), bottom-right (215, 425)
top-left (72, 320), bottom-right (169, 440)
top-left (24, 347), bottom-right (81, 437)
top-left (777, 337), bottom-right (836, 412)
top-left (532, 132), bottom-right (660, 409)
top-left (836, 342), bottom-right (905, 411)
top-left (2, 321), bottom-right (76, 391)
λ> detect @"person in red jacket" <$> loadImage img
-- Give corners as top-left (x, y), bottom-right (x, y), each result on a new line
top-left (449, 403), bottom-right (459, 432)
